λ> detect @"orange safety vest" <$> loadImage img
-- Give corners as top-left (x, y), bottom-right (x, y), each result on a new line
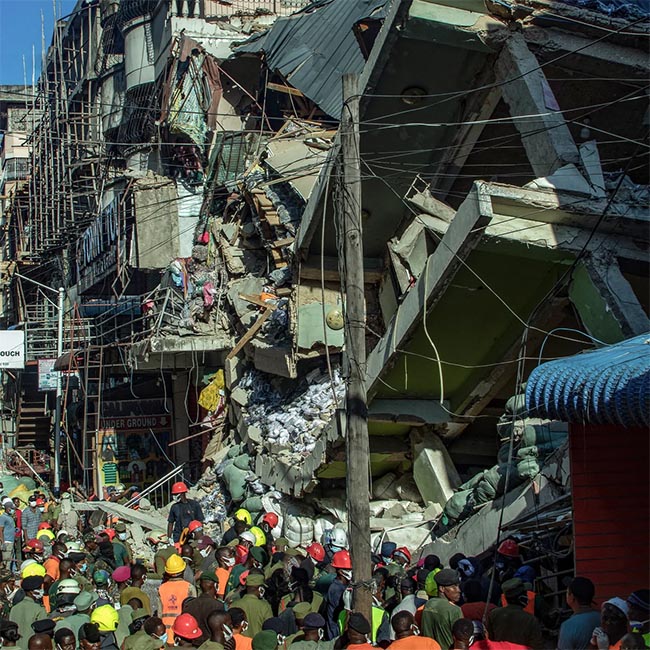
top-left (500, 590), bottom-right (536, 615)
top-left (159, 578), bottom-right (192, 644)
top-left (215, 567), bottom-right (231, 599)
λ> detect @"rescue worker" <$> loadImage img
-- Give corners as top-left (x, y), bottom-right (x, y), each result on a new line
top-left (111, 523), bottom-right (132, 567)
top-left (89, 604), bottom-right (120, 650)
top-left (325, 550), bottom-right (352, 641)
top-left (627, 590), bottom-right (649, 647)
top-left (389, 578), bottom-right (426, 640)
top-left (421, 569), bottom-right (463, 650)
top-left (119, 563), bottom-right (151, 614)
top-left (167, 482), bottom-right (204, 544)
top-left (343, 613), bottom-right (373, 649)
top-left (289, 612), bottom-right (331, 650)
top-left (389, 611), bottom-right (441, 649)
top-left (44, 543), bottom-right (67, 582)
top-left (48, 579), bottom-right (81, 625)
top-left (181, 571), bottom-right (224, 643)
top-left (590, 598), bottom-right (630, 650)
top-left (199, 609), bottom-right (232, 650)
top-left (159, 554), bottom-right (197, 645)
top-left (123, 615), bottom-right (165, 650)
top-left (236, 573), bottom-right (273, 639)
top-left (9, 575), bottom-right (47, 641)
top-left (54, 590), bottom-right (98, 643)
top-left (211, 547), bottom-right (236, 599)
top-left (229, 607), bottom-right (252, 650)
top-left (147, 530), bottom-right (177, 577)
top-left (222, 510), bottom-right (252, 546)
top-left (486, 578), bottom-right (543, 650)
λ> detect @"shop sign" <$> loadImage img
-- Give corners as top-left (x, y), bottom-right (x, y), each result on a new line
top-left (0, 331), bottom-right (25, 368)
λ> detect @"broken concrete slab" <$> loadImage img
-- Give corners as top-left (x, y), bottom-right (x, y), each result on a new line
top-left (412, 429), bottom-right (460, 507)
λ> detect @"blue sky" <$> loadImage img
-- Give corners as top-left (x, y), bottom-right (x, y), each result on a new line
top-left (0, 0), bottom-right (76, 85)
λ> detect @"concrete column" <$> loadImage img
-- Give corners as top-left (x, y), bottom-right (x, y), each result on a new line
top-left (171, 372), bottom-right (190, 466)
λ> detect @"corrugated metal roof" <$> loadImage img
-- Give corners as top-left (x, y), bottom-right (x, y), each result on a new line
top-left (235, 0), bottom-right (387, 119)
top-left (525, 334), bottom-right (650, 428)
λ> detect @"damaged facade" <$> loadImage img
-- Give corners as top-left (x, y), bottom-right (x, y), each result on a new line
top-left (0, 0), bottom-right (648, 589)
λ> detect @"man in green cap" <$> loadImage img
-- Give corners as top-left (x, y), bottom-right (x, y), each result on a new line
top-left (486, 578), bottom-right (543, 650)
top-left (252, 630), bottom-right (278, 650)
top-left (237, 573), bottom-right (273, 638)
top-left (112, 522), bottom-right (132, 568)
top-left (55, 590), bottom-right (98, 647)
top-left (182, 571), bottom-right (225, 643)
top-left (123, 615), bottom-right (166, 650)
top-left (120, 564), bottom-right (151, 614)
top-left (228, 547), bottom-right (266, 595)
top-left (421, 569), bottom-right (462, 650)
top-left (10, 575), bottom-right (47, 642)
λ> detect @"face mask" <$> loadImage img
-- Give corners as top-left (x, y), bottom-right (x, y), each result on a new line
top-left (411, 625), bottom-right (420, 636)
top-left (32, 589), bottom-right (44, 600)
top-left (222, 624), bottom-right (233, 641)
top-left (79, 563), bottom-right (88, 573)
top-left (223, 557), bottom-right (235, 567)
top-left (199, 548), bottom-right (210, 558)
top-left (194, 528), bottom-right (203, 535)
top-left (468, 635), bottom-right (475, 646)
top-left (157, 633), bottom-right (168, 644)
top-left (318, 629), bottom-right (324, 640)
top-left (38, 507), bottom-right (45, 513)
top-left (241, 621), bottom-right (248, 633)
top-left (258, 587), bottom-right (265, 599)
top-left (340, 569), bottom-right (353, 581)
top-left (277, 634), bottom-right (286, 646)
top-left (29, 502), bottom-right (36, 508)
top-left (118, 533), bottom-right (127, 541)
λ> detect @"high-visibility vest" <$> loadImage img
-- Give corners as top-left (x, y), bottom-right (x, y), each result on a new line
top-left (500, 590), bottom-right (536, 615)
top-left (159, 579), bottom-right (192, 644)
top-left (215, 567), bottom-right (231, 598)
top-left (338, 605), bottom-right (386, 643)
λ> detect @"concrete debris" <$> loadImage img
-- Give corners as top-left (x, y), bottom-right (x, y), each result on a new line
top-left (237, 366), bottom-right (344, 453)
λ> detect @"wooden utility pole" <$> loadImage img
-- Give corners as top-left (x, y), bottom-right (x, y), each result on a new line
top-left (340, 73), bottom-right (372, 621)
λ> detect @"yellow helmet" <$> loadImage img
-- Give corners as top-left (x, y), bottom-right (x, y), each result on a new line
top-left (91, 604), bottom-right (119, 631)
top-left (249, 526), bottom-right (266, 547)
top-left (37, 529), bottom-right (55, 542)
top-left (164, 554), bottom-right (187, 576)
top-left (233, 508), bottom-right (252, 525)
top-left (22, 563), bottom-right (46, 578)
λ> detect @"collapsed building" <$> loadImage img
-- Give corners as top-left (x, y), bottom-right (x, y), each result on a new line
top-left (0, 0), bottom-right (648, 598)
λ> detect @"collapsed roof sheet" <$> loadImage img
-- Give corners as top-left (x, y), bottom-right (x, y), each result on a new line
top-left (234, 0), bottom-right (387, 119)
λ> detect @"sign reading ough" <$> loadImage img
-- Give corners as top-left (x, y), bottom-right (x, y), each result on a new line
top-left (0, 331), bottom-right (25, 368)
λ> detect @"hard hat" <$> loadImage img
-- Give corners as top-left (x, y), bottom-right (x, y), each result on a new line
top-left (22, 563), bottom-right (46, 578)
top-left (187, 520), bottom-right (203, 534)
top-left (235, 545), bottom-right (248, 565)
top-left (331, 550), bottom-right (352, 570)
top-left (38, 522), bottom-right (52, 530)
top-left (306, 542), bottom-right (326, 563)
top-left (20, 559), bottom-right (36, 573)
top-left (93, 569), bottom-right (110, 586)
top-left (165, 554), bottom-right (186, 575)
top-left (171, 481), bottom-right (188, 495)
top-left (497, 539), bottom-right (520, 558)
top-left (66, 541), bottom-right (82, 553)
top-left (35, 498), bottom-right (46, 506)
top-left (114, 483), bottom-right (125, 492)
top-left (173, 613), bottom-right (202, 640)
top-left (239, 531), bottom-right (256, 546)
top-left (102, 529), bottom-right (116, 542)
top-left (24, 539), bottom-right (44, 554)
top-left (146, 530), bottom-right (168, 545)
top-left (249, 526), bottom-right (266, 547)
top-left (233, 508), bottom-right (252, 525)
top-left (393, 546), bottom-right (412, 563)
top-left (91, 604), bottom-right (119, 632)
top-left (262, 512), bottom-right (279, 529)
top-left (329, 528), bottom-right (348, 550)
top-left (37, 529), bottom-right (55, 542)
top-left (57, 578), bottom-right (81, 595)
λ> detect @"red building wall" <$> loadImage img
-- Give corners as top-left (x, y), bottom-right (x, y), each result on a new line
top-left (569, 424), bottom-right (650, 602)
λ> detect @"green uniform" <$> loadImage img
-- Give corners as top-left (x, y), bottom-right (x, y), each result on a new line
top-left (54, 612), bottom-right (89, 649)
top-left (9, 595), bottom-right (47, 642)
top-left (280, 591), bottom-right (324, 615)
top-left (197, 641), bottom-right (225, 650)
top-left (153, 546), bottom-right (177, 577)
top-left (290, 640), bottom-right (335, 650)
top-left (112, 540), bottom-right (131, 567)
top-left (420, 596), bottom-right (462, 650)
top-left (123, 629), bottom-right (163, 650)
top-left (486, 604), bottom-right (543, 650)
top-left (236, 594), bottom-right (273, 638)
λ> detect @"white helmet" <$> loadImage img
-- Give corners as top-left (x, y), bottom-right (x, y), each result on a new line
top-left (330, 528), bottom-right (348, 551)
top-left (65, 541), bottom-right (82, 553)
top-left (57, 578), bottom-right (82, 595)
top-left (146, 530), bottom-right (168, 545)
top-left (239, 531), bottom-right (256, 545)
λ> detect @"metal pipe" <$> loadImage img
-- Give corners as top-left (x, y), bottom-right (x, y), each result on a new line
top-left (123, 463), bottom-right (185, 508)
top-left (53, 287), bottom-right (64, 495)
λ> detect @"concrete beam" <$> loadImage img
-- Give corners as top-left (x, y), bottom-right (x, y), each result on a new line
top-left (570, 256), bottom-right (650, 343)
top-left (365, 182), bottom-right (492, 397)
top-left (369, 399), bottom-right (451, 425)
top-left (495, 31), bottom-right (580, 178)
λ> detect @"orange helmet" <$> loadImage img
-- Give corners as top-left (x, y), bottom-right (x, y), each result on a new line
top-left (393, 546), bottom-right (411, 563)
top-left (497, 539), bottom-right (520, 558)
top-left (103, 529), bottom-right (116, 542)
top-left (173, 614), bottom-right (202, 640)
top-left (332, 550), bottom-right (352, 570)
top-left (306, 542), bottom-right (325, 563)
top-left (24, 539), bottom-right (44, 554)
top-left (262, 512), bottom-right (279, 529)
top-left (38, 523), bottom-right (52, 531)
top-left (171, 482), bottom-right (188, 495)
top-left (187, 520), bottom-right (203, 534)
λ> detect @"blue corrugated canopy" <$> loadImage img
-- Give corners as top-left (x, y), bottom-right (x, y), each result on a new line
top-left (234, 0), bottom-right (387, 119)
top-left (525, 334), bottom-right (650, 428)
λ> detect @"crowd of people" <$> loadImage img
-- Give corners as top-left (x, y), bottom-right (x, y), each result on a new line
top-left (0, 480), bottom-right (646, 650)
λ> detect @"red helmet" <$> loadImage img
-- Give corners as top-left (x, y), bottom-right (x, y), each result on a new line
top-left (262, 512), bottom-right (279, 529)
top-left (24, 539), bottom-right (44, 554)
top-left (306, 542), bottom-right (325, 563)
top-left (171, 482), bottom-right (188, 495)
top-left (187, 520), bottom-right (203, 533)
top-left (103, 529), bottom-right (116, 542)
top-left (393, 546), bottom-right (411, 563)
top-left (173, 613), bottom-right (202, 640)
top-left (38, 523), bottom-right (52, 531)
top-left (331, 550), bottom-right (352, 570)
top-left (497, 539), bottom-right (520, 558)
top-left (35, 498), bottom-right (45, 506)
top-left (235, 544), bottom-right (248, 565)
